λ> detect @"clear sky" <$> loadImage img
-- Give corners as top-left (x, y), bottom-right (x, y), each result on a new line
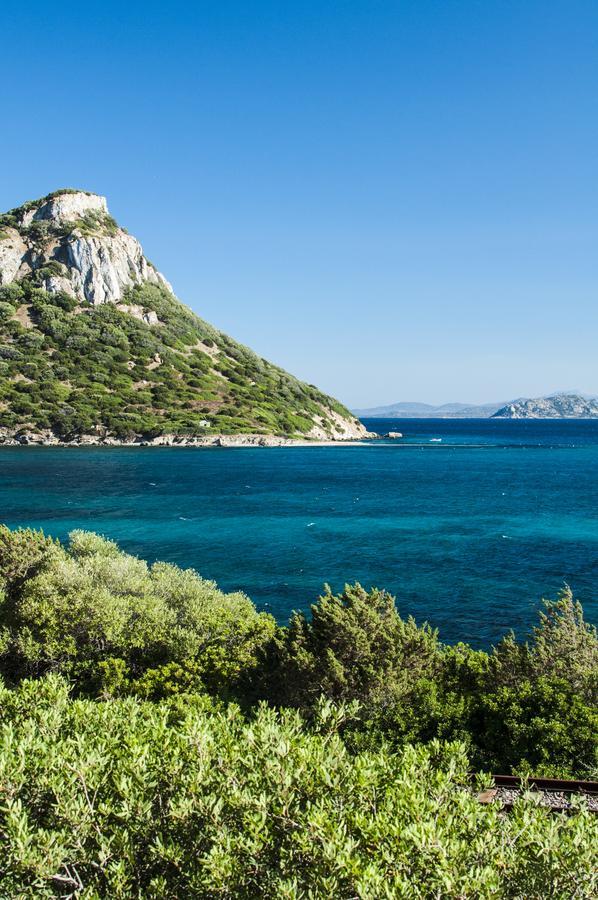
top-left (2, 1), bottom-right (596, 407)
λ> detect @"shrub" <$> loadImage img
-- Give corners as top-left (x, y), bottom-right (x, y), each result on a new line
top-left (1, 527), bottom-right (596, 777)
top-left (259, 583), bottom-right (440, 712)
top-left (255, 582), bottom-right (598, 777)
top-left (492, 587), bottom-right (598, 703)
top-left (0, 528), bottom-right (275, 698)
top-left (470, 676), bottom-right (598, 777)
top-left (0, 301), bottom-right (16, 322)
top-left (0, 282), bottom-right (25, 306)
top-left (0, 676), bottom-right (596, 899)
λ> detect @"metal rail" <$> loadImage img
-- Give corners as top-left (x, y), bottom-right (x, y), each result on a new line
top-left (478, 775), bottom-right (598, 813)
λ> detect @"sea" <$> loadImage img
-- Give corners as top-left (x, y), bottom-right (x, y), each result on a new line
top-left (0, 418), bottom-right (596, 647)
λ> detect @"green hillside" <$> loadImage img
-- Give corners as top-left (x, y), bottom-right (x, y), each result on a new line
top-left (0, 191), bottom-right (364, 443)
top-left (0, 278), bottom-right (355, 440)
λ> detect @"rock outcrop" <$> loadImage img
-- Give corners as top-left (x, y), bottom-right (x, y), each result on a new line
top-left (308, 409), bottom-right (371, 441)
top-left (0, 427), bottom-right (367, 448)
top-left (0, 189), bottom-right (172, 304)
top-left (26, 191), bottom-right (107, 225)
top-left (0, 230), bottom-right (28, 284)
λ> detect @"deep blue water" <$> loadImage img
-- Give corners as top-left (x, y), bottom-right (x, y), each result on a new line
top-left (0, 418), bottom-right (596, 647)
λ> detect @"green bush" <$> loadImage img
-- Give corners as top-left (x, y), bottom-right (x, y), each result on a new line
top-left (0, 676), bottom-right (596, 899)
top-left (0, 527), bottom-right (597, 895)
top-left (254, 582), bottom-right (598, 778)
top-left (0, 282), bottom-right (25, 306)
top-left (469, 676), bottom-right (598, 777)
top-left (0, 301), bottom-right (16, 322)
top-left (262, 583), bottom-right (440, 710)
top-left (0, 527), bottom-right (275, 698)
top-left (1, 527), bottom-right (596, 776)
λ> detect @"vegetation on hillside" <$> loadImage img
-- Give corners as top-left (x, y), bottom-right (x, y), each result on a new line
top-left (0, 525), bottom-right (596, 896)
top-left (0, 278), bottom-right (354, 439)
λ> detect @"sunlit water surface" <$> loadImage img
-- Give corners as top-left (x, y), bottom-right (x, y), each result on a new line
top-left (0, 418), bottom-right (596, 646)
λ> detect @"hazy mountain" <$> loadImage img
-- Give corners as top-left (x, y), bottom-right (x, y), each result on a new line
top-left (353, 400), bottom-right (506, 418)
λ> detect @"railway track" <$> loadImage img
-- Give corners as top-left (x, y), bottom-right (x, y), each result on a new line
top-left (478, 775), bottom-right (598, 812)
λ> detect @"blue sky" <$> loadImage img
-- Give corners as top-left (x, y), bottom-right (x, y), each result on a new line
top-left (2, 1), bottom-right (596, 407)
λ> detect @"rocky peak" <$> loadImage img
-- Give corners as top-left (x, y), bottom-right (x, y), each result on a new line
top-left (23, 190), bottom-right (108, 227)
top-left (0, 189), bottom-right (172, 305)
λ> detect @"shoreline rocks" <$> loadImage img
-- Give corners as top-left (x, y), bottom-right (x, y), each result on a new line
top-left (0, 428), bottom-right (376, 448)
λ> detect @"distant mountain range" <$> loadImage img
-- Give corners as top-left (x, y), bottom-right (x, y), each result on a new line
top-left (353, 400), bottom-right (506, 418)
top-left (355, 393), bottom-right (598, 419)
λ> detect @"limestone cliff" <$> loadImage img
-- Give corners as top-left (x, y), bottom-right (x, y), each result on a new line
top-left (0, 189), bottom-right (171, 305)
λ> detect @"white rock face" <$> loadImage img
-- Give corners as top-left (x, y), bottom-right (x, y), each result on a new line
top-left (0, 229), bottom-right (28, 285)
top-left (22, 191), bottom-right (107, 227)
top-left (64, 230), bottom-right (172, 304)
top-left (42, 274), bottom-right (76, 296)
top-left (309, 409), bottom-right (373, 440)
top-left (116, 303), bottom-right (160, 326)
top-left (0, 190), bottom-right (173, 304)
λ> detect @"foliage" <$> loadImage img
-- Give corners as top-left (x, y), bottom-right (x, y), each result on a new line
top-left (0, 675), bottom-right (596, 899)
top-left (0, 527), bottom-right (275, 698)
top-left (0, 527), bottom-right (596, 894)
top-left (1, 527), bottom-right (595, 778)
top-left (0, 275), bottom-right (355, 439)
top-left (261, 583), bottom-right (440, 710)
top-left (255, 583), bottom-right (598, 778)
top-left (492, 586), bottom-right (598, 702)
top-left (469, 675), bottom-right (598, 777)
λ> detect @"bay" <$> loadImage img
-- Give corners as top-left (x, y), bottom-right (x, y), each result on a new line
top-left (0, 418), bottom-right (596, 646)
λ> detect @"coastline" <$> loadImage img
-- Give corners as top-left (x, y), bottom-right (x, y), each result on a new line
top-left (0, 431), bottom-right (377, 448)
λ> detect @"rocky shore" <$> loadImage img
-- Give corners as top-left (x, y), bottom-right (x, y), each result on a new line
top-left (0, 429), bottom-right (376, 448)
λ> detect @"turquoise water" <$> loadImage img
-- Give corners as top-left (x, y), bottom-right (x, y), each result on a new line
top-left (0, 418), bottom-right (596, 646)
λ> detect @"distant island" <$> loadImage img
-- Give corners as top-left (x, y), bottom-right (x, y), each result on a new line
top-left (492, 393), bottom-right (598, 419)
top-left (0, 189), bottom-right (370, 446)
top-left (355, 393), bottom-right (598, 419)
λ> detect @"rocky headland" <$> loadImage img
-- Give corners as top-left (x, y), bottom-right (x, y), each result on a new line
top-left (0, 189), bottom-right (373, 445)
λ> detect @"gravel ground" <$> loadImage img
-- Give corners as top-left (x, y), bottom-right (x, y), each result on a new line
top-left (493, 786), bottom-right (598, 812)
